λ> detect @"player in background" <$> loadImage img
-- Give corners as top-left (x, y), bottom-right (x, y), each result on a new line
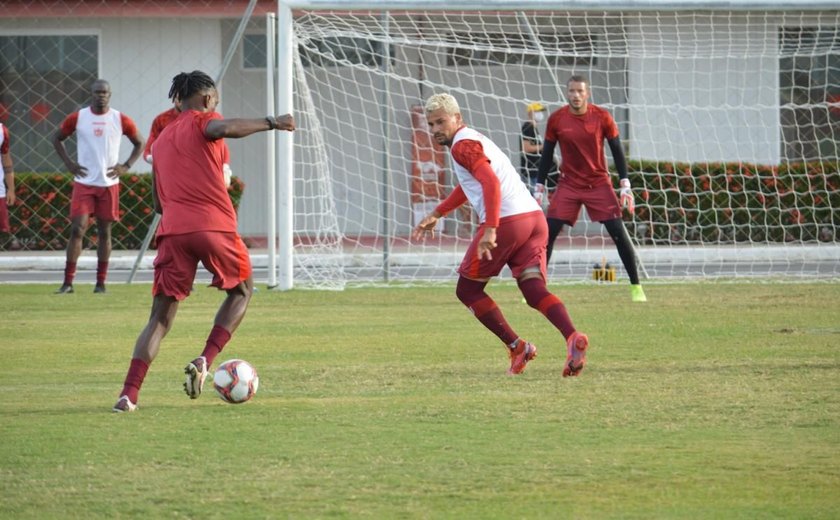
top-left (113, 70), bottom-right (295, 412)
top-left (534, 75), bottom-right (647, 303)
top-left (519, 101), bottom-right (548, 193)
top-left (413, 93), bottom-right (589, 378)
top-left (143, 97), bottom-right (181, 164)
top-left (0, 122), bottom-right (16, 246)
top-left (53, 79), bottom-right (144, 294)
top-left (145, 95), bottom-right (234, 187)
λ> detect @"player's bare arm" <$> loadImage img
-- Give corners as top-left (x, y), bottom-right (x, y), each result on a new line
top-left (2, 151), bottom-right (14, 205)
top-left (107, 133), bottom-right (145, 179)
top-left (52, 131), bottom-right (86, 178)
top-left (205, 115), bottom-right (295, 140)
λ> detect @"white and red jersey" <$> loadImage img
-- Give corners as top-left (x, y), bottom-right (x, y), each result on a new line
top-left (0, 123), bottom-right (8, 198)
top-left (58, 107), bottom-right (139, 187)
top-left (449, 126), bottom-right (539, 224)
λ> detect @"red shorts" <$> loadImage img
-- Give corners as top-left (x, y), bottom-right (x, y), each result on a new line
top-left (70, 183), bottom-right (120, 221)
top-left (459, 210), bottom-right (547, 280)
top-left (546, 182), bottom-right (621, 225)
top-left (153, 231), bottom-right (252, 301)
top-left (0, 198), bottom-right (9, 232)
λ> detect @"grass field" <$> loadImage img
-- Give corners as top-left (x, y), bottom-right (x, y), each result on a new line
top-left (1, 281), bottom-right (839, 518)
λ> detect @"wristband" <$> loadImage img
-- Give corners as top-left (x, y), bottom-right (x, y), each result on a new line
top-left (265, 116), bottom-right (276, 130)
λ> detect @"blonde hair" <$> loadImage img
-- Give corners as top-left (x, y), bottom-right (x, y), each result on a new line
top-left (425, 93), bottom-right (460, 115)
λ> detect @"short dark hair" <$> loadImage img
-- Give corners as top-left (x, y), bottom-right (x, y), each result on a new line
top-left (567, 75), bottom-right (589, 87)
top-left (168, 71), bottom-right (216, 102)
top-left (91, 79), bottom-right (110, 91)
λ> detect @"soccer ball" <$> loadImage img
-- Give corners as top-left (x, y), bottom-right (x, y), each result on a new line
top-left (213, 359), bottom-right (259, 404)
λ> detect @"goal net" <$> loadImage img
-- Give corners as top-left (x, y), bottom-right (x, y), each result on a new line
top-left (283, 4), bottom-right (840, 287)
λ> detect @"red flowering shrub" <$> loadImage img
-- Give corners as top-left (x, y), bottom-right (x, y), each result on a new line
top-left (5, 173), bottom-right (244, 251)
top-left (624, 161), bottom-right (840, 244)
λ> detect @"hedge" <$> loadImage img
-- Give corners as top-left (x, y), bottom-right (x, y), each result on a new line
top-left (3, 173), bottom-right (244, 251)
top-left (3, 161), bottom-right (838, 250)
top-left (624, 160), bottom-right (839, 244)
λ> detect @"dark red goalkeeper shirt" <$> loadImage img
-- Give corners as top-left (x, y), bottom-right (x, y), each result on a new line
top-left (544, 104), bottom-right (619, 189)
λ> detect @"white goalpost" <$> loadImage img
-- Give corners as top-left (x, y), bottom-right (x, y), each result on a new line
top-left (269, 0), bottom-right (840, 289)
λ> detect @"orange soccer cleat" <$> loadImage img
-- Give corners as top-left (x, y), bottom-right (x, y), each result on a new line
top-left (508, 339), bottom-right (538, 375)
top-left (562, 331), bottom-right (589, 377)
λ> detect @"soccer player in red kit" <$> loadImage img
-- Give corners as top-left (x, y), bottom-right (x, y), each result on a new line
top-left (144, 96), bottom-right (234, 185)
top-left (534, 75), bottom-right (646, 302)
top-left (143, 98), bottom-right (181, 164)
top-left (53, 79), bottom-right (144, 294)
top-left (413, 93), bottom-right (589, 377)
top-left (113, 70), bottom-right (295, 412)
top-left (0, 122), bottom-right (16, 242)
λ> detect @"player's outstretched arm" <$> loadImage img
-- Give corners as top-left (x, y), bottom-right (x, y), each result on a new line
top-left (205, 115), bottom-right (295, 139)
top-left (413, 185), bottom-right (467, 240)
top-left (52, 130), bottom-right (85, 178)
top-left (412, 212), bottom-right (442, 240)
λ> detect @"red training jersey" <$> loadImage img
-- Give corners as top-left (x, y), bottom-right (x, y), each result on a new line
top-left (144, 107), bottom-right (179, 161)
top-left (544, 104), bottom-right (619, 189)
top-left (152, 110), bottom-right (237, 237)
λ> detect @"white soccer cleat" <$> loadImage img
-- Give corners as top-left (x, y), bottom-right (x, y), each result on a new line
top-left (112, 395), bottom-right (137, 413)
top-left (183, 356), bottom-right (208, 399)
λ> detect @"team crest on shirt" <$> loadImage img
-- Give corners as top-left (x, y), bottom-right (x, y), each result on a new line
top-left (94, 127), bottom-right (104, 137)
top-left (584, 121), bottom-right (597, 134)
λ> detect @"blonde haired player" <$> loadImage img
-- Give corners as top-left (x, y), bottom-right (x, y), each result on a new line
top-left (413, 93), bottom-right (589, 377)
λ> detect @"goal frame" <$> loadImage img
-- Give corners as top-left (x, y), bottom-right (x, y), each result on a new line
top-left (271, 0), bottom-right (840, 290)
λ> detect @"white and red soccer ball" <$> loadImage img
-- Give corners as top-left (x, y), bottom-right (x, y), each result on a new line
top-left (213, 359), bottom-right (259, 404)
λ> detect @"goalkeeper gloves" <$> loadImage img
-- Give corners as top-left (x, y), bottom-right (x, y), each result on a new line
top-left (534, 183), bottom-right (546, 207)
top-left (619, 178), bottom-right (635, 214)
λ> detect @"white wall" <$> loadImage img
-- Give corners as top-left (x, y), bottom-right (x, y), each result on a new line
top-left (626, 12), bottom-right (780, 163)
top-left (0, 17), bottom-right (223, 173)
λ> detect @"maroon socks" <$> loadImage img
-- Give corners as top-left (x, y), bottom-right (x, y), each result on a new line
top-left (518, 277), bottom-right (576, 339)
top-left (63, 261), bottom-right (77, 286)
top-left (96, 261), bottom-right (108, 286)
top-left (456, 277), bottom-right (518, 345)
top-left (201, 325), bottom-right (232, 367)
top-left (119, 358), bottom-right (150, 404)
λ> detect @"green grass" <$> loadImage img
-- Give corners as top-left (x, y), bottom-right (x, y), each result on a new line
top-left (1, 281), bottom-right (839, 519)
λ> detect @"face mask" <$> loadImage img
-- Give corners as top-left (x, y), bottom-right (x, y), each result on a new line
top-left (533, 111), bottom-right (546, 122)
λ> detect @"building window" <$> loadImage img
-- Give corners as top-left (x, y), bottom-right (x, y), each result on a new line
top-left (242, 33), bottom-right (267, 69)
top-left (779, 27), bottom-right (840, 162)
top-left (0, 34), bottom-right (98, 172)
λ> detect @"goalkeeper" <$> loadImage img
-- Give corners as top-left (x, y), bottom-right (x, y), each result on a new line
top-left (534, 75), bottom-right (646, 303)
